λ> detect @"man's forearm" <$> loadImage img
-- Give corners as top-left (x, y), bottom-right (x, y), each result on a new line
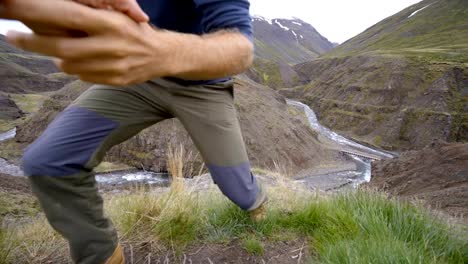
top-left (163, 30), bottom-right (254, 80)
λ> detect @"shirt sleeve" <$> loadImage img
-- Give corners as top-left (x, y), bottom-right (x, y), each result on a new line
top-left (193, 0), bottom-right (253, 42)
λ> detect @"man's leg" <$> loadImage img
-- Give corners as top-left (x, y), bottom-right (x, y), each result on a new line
top-left (162, 79), bottom-right (267, 211)
top-left (22, 83), bottom-right (173, 264)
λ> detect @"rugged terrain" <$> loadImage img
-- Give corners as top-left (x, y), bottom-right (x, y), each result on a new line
top-left (0, 35), bottom-right (74, 94)
top-left (369, 141), bottom-right (468, 218)
top-left (246, 17), bottom-right (334, 89)
top-left (0, 35), bottom-right (75, 133)
top-left (282, 0), bottom-right (468, 151)
top-left (0, 94), bottom-right (22, 121)
top-left (252, 17), bottom-right (334, 64)
top-left (10, 78), bottom-right (341, 175)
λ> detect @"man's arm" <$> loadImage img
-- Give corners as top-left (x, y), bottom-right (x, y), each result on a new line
top-left (164, 30), bottom-right (254, 80)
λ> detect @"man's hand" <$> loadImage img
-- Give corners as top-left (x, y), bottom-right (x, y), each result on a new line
top-left (3, 0), bottom-right (176, 85)
top-left (3, 0), bottom-right (253, 85)
top-left (74, 0), bottom-right (149, 22)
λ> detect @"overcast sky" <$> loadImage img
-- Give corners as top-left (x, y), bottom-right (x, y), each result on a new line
top-left (0, 0), bottom-right (422, 43)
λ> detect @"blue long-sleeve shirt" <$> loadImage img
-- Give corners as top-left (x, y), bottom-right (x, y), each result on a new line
top-left (137, 0), bottom-right (253, 85)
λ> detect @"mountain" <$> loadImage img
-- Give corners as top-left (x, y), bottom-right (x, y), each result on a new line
top-left (252, 16), bottom-right (334, 64)
top-left (283, 0), bottom-right (467, 151)
top-left (0, 34), bottom-right (75, 94)
top-left (0, 35), bottom-right (76, 132)
top-left (246, 16), bottom-right (335, 89)
top-left (326, 0), bottom-right (468, 62)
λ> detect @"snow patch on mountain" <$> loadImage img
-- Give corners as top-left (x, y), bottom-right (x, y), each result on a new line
top-left (291, 30), bottom-right (297, 38)
top-left (252, 15), bottom-right (273, 25)
top-left (408, 4), bottom-right (432, 18)
top-left (274, 19), bottom-right (290, 31)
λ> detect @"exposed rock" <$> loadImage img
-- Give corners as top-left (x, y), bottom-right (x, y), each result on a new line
top-left (368, 141), bottom-right (468, 217)
top-left (0, 34), bottom-right (75, 94)
top-left (252, 17), bottom-right (334, 64)
top-left (285, 55), bottom-right (467, 151)
top-left (284, 0), bottom-right (468, 151)
top-left (0, 94), bottom-right (23, 120)
top-left (247, 17), bottom-right (334, 89)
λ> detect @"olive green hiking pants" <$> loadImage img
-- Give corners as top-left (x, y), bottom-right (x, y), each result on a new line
top-left (22, 79), bottom-right (266, 264)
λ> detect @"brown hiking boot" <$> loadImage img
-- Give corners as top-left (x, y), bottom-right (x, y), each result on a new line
top-left (249, 202), bottom-right (267, 222)
top-left (248, 183), bottom-right (268, 222)
top-left (104, 244), bottom-right (125, 264)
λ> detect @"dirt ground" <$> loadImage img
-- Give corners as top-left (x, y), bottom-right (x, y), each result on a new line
top-left (122, 239), bottom-right (311, 264)
top-left (368, 141), bottom-right (468, 218)
top-left (0, 173), bottom-right (30, 193)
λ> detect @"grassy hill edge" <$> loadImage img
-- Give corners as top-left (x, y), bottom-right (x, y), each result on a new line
top-left (1, 175), bottom-right (466, 263)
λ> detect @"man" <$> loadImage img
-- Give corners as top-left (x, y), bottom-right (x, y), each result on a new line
top-left (1, 0), bottom-right (267, 263)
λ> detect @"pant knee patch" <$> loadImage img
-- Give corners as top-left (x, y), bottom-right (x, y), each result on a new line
top-left (208, 162), bottom-right (258, 210)
top-left (22, 106), bottom-right (118, 177)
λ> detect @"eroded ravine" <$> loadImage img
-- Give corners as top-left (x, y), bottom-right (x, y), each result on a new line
top-left (0, 101), bottom-right (394, 189)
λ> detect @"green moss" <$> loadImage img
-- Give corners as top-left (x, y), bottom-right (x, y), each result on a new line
top-left (250, 58), bottom-right (284, 88)
top-left (0, 121), bottom-right (16, 134)
top-left (373, 135), bottom-right (383, 146)
top-left (9, 93), bottom-right (48, 114)
top-left (288, 107), bottom-right (299, 117)
top-left (0, 140), bottom-right (24, 161)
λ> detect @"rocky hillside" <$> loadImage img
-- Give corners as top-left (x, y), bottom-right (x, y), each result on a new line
top-left (246, 17), bottom-right (334, 89)
top-left (13, 78), bottom-right (342, 176)
top-left (252, 16), bottom-right (334, 64)
top-left (0, 94), bottom-right (23, 120)
top-left (369, 141), bottom-right (468, 217)
top-left (0, 34), bottom-right (74, 94)
top-left (327, 0), bottom-right (468, 62)
top-left (283, 0), bottom-right (467, 151)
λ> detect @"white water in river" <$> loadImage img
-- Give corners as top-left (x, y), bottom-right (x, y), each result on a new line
top-left (0, 128), bottom-right (168, 185)
top-left (0, 128), bottom-right (16, 141)
top-left (287, 100), bottom-right (395, 184)
top-left (287, 100), bottom-right (394, 159)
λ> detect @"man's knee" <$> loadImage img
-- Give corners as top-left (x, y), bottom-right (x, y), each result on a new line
top-left (21, 106), bottom-right (119, 177)
top-left (22, 144), bottom-right (62, 177)
top-left (22, 141), bottom-right (90, 177)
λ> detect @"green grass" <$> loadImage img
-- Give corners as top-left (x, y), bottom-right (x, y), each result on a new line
top-left (250, 57), bottom-right (285, 88)
top-left (2, 183), bottom-right (467, 263)
top-left (0, 93), bottom-right (49, 133)
top-left (242, 236), bottom-right (264, 255)
top-left (325, 0), bottom-right (468, 63)
top-left (0, 228), bottom-right (13, 264)
top-left (0, 192), bottom-right (39, 217)
top-left (0, 120), bottom-right (16, 134)
top-left (9, 93), bottom-right (48, 114)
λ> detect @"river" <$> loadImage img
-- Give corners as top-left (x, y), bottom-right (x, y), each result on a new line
top-left (287, 100), bottom-right (395, 189)
top-left (0, 101), bottom-right (394, 189)
top-left (0, 128), bottom-right (169, 185)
